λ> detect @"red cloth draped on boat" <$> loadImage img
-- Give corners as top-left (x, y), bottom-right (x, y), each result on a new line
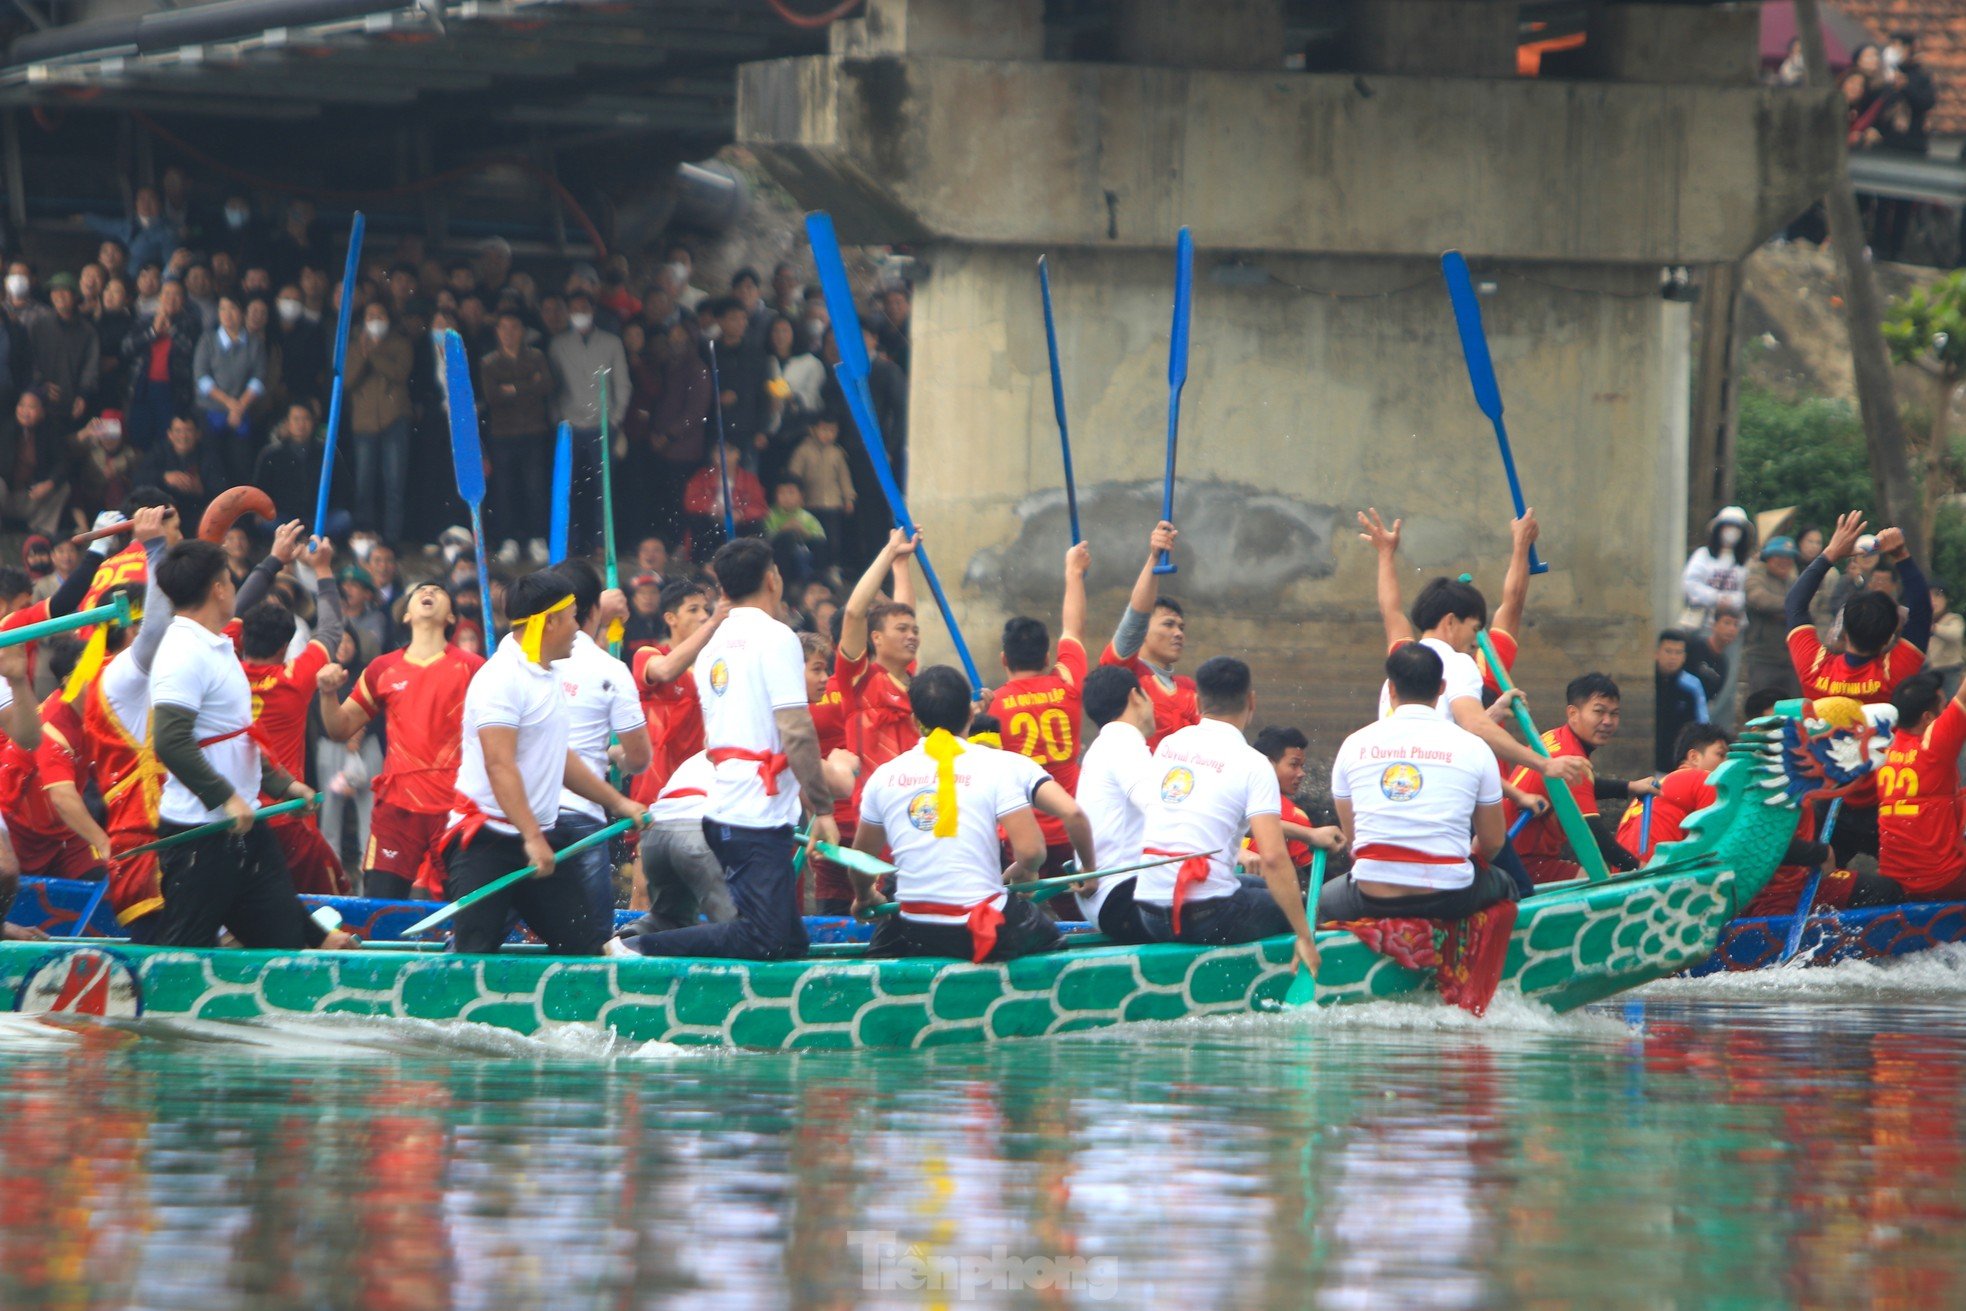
top-left (1322, 901), bottom-right (1519, 1017)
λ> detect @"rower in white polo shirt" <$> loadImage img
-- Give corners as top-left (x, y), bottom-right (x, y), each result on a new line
top-left (1071, 664), bottom-right (1161, 943)
top-left (146, 537), bottom-right (349, 950)
top-left (548, 561), bottom-right (652, 932)
top-left (853, 665), bottom-right (1095, 964)
top-left (1324, 642), bottom-right (1513, 922)
top-left (613, 537), bottom-right (838, 962)
top-left (1133, 656), bottom-right (1317, 974)
top-left (443, 570), bottom-right (645, 956)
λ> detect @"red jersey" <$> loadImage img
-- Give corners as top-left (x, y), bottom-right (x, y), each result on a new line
top-left (1477, 628), bottom-right (1518, 697)
top-left (1877, 700), bottom-right (1966, 898)
top-left (242, 641), bottom-right (330, 803)
top-left (1097, 642), bottom-right (1199, 749)
top-left (1788, 626), bottom-right (1926, 704)
top-left (79, 658), bottom-right (167, 924)
top-left (350, 645), bottom-right (482, 814)
top-left (80, 541), bottom-right (147, 610)
top-left (629, 644), bottom-right (703, 803)
top-left (1504, 724), bottom-right (1597, 883)
top-left (1615, 767), bottom-right (1716, 856)
top-left (0, 694), bottom-right (89, 848)
top-left (1241, 795), bottom-right (1315, 868)
top-left (990, 637), bottom-right (1089, 847)
top-left (810, 672), bottom-right (857, 833)
top-left (837, 650), bottom-right (918, 805)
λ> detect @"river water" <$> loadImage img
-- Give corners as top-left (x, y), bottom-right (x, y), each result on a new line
top-left (5, 948), bottom-right (1966, 1310)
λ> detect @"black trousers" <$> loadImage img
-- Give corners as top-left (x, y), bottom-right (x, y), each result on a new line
top-left (866, 893), bottom-right (1062, 962)
top-left (1091, 876), bottom-right (1151, 945)
top-left (444, 825), bottom-right (611, 956)
top-left (488, 432), bottom-right (549, 545)
top-left (1317, 864), bottom-right (1519, 922)
top-left (148, 822), bottom-right (323, 950)
top-left (365, 871), bottom-right (416, 902)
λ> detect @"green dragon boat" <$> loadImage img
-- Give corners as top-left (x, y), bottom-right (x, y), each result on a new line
top-left (0, 710), bottom-right (1820, 1050)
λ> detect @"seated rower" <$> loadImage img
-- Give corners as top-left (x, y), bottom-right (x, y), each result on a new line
top-left (441, 570), bottom-right (647, 955)
top-left (616, 751), bottom-right (738, 936)
top-left (1240, 725), bottom-right (1343, 878)
top-left (1614, 724), bottom-right (1728, 856)
top-left (1875, 670), bottom-right (1966, 905)
top-left (1132, 657), bottom-right (1319, 976)
top-left (1322, 643), bottom-right (1515, 922)
top-left (852, 665), bottom-right (1095, 963)
top-left (1071, 665), bottom-right (1160, 942)
top-left (1502, 674), bottom-right (1654, 883)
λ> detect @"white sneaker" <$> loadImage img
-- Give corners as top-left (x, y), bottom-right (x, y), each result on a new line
top-left (496, 539), bottom-right (521, 565)
top-left (527, 538), bottom-right (550, 564)
top-left (604, 935), bottom-right (638, 959)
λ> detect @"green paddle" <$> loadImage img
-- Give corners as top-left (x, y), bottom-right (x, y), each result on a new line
top-left (858, 850), bottom-right (1212, 918)
top-left (113, 796), bottom-right (317, 862)
top-left (1285, 847), bottom-right (1328, 1007)
top-left (1473, 629), bottom-right (1609, 883)
top-left (405, 816), bottom-right (644, 937)
top-left (0, 593), bottom-right (132, 651)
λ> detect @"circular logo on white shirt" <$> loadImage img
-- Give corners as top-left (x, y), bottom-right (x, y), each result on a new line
top-left (707, 659), bottom-right (730, 696)
top-left (905, 790), bottom-right (939, 832)
top-left (1159, 767), bottom-right (1195, 804)
top-left (1380, 763), bottom-right (1423, 802)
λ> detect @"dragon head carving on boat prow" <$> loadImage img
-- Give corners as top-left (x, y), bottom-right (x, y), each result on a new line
top-left (1646, 698), bottom-right (1885, 916)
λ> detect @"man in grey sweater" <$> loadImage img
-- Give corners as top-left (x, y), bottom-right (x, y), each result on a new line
top-left (547, 290), bottom-right (629, 555)
top-left (192, 295), bottom-right (267, 486)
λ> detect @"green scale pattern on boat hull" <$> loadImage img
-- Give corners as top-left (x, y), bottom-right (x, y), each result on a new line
top-left (0, 719), bottom-right (1809, 1050)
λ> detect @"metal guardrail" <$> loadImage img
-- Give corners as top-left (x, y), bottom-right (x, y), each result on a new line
top-left (1849, 151), bottom-right (1966, 207)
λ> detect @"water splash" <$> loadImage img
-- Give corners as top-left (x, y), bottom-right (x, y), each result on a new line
top-left (1637, 941), bottom-right (1966, 1003)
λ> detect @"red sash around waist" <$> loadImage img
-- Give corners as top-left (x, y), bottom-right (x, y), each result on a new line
top-left (898, 896), bottom-right (1004, 964)
top-left (1352, 843), bottom-right (1468, 865)
top-left (1146, 846), bottom-right (1214, 935)
top-left (418, 795), bottom-right (491, 896)
top-left (707, 746), bottom-right (790, 795)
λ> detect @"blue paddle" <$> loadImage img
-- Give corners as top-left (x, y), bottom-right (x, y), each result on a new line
top-left (70, 877), bottom-right (110, 937)
top-left (314, 211), bottom-right (365, 536)
top-left (1154, 227), bottom-right (1192, 576)
top-left (805, 212), bottom-right (984, 694)
top-left (1037, 255), bottom-right (1081, 546)
top-left (549, 421), bottom-right (572, 564)
top-left (1779, 797), bottom-right (1842, 965)
top-left (1441, 251), bottom-right (1548, 574)
top-left (441, 329), bottom-right (495, 640)
top-left (1638, 794), bottom-right (1655, 858)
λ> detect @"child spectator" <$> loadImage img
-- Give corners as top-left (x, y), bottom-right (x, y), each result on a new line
top-left (764, 477), bottom-right (827, 586)
top-left (786, 413), bottom-right (853, 572)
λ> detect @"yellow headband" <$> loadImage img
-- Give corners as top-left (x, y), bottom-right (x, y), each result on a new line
top-left (922, 728), bottom-right (963, 839)
top-left (62, 603), bottom-right (140, 704)
top-left (517, 593), bottom-right (574, 664)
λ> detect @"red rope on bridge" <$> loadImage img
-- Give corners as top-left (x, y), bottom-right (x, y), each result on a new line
top-left (764, 0), bottom-right (862, 30)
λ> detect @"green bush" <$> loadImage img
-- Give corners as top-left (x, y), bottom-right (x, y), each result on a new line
top-left (1734, 388), bottom-right (1875, 536)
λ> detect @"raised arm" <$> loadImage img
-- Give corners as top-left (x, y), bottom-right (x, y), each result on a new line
top-left (1790, 510), bottom-right (1865, 632)
top-left (1059, 542), bottom-right (1089, 652)
top-left (638, 597), bottom-right (728, 688)
top-left (236, 519), bottom-right (307, 618)
top-left (129, 513), bottom-right (178, 676)
top-left (839, 529), bottom-right (915, 663)
top-left (1110, 521), bottom-right (1176, 659)
top-left (1356, 508), bottom-right (1411, 649)
top-left (296, 534), bottom-right (342, 660)
top-left (1874, 526), bottom-right (1932, 652)
top-left (1492, 510), bottom-right (1538, 639)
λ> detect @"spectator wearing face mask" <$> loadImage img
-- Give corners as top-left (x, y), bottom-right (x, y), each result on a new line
top-left (272, 284), bottom-right (326, 411)
top-left (72, 409), bottom-right (139, 524)
top-left (1679, 506), bottom-right (1751, 641)
top-left (547, 290), bottom-right (629, 555)
top-left (345, 300), bottom-right (414, 545)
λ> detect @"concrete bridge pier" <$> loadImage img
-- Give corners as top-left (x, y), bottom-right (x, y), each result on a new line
top-left (738, 0), bottom-right (1836, 755)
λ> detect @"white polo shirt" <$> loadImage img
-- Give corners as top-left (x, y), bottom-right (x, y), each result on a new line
top-left (1377, 636), bottom-right (1485, 722)
top-left (151, 615), bottom-right (259, 826)
top-left (552, 630), bottom-right (646, 821)
top-left (1135, 718), bottom-right (1281, 907)
top-left (1073, 719), bottom-right (1158, 922)
top-left (455, 633), bottom-right (571, 835)
top-left (650, 751), bottom-right (714, 825)
top-left (860, 739), bottom-right (1047, 920)
top-left (696, 604), bottom-right (809, 830)
top-left (1332, 703), bottom-right (1502, 890)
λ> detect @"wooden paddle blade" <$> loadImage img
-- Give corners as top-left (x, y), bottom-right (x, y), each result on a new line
top-left (1441, 251), bottom-right (1504, 423)
top-left (549, 422), bottom-right (572, 563)
top-left (1169, 226), bottom-right (1193, 390)
top-left (804, 213), bottom-right (873, 385)
top-left (442, 330), bottom-right (485, 507)
top-left (197, 485), bottom-right (277, 543)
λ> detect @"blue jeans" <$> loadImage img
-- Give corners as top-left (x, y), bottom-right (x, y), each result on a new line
top-left (1135, 880), bottom-right (1295, 946)
top-left (555, 808), bottom-right (617, 932)
top-left (352, 418), bottom-right (410, 544)
top-left (626, 820), bottom-right (807, 960)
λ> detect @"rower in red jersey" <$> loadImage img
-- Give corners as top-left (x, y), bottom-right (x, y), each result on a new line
top-left (1240, 725), bottom-right (1343, 874)
top-left (1503, 674), bottom-right (1652, 884)
top-left (803, 630), bottom-right (863, 915)
top-left (1615, 723), bottom-right (1727, 856)
top-left (74, 506), bottom-right (177, 935)
top-left (318, 581), bottom-right (482, 899)
top-left (234, 530), bottom-right (348, 895)
top-left (1098, 521), bottom-right (1197, 749)
top-left (1783, 513), bottom-right (1932, 864)
top-left (0, 634), bottom-right (122, 879)
top-left (837, 528), bottom-right (922, 809)
top-left (627, 578), bottom-right (727, 803)
top-left (1873, 671), bottom-right (1966, 904)
top-left (1477, 512), bottom-right (1539, 697)
top-left (989, 542), bottom-right (1091, 873)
